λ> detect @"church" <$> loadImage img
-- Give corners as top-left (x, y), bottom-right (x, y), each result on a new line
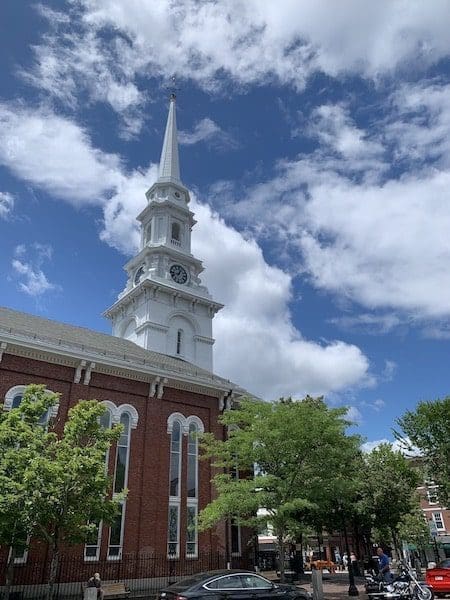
top-left (0, 96), bottom-right (247, 573)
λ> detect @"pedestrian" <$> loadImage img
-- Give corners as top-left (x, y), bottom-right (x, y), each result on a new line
top-left (376, 547), bottom-right (393, 583)
top-left (343, 553), bottom-right (348, 570)
top-left (87, 572), bottom-right (104, 599)
top-left (350, 552), bottom-right (360, 576)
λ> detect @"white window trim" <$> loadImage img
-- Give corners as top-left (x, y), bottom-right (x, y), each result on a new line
top-left (168, 501), bottom-right (181, 559)
top-left (107, 409), bottom-right (135, 560)
top-left (186, 501), bottom-right (198, 558)
top-left (4, 385), bottom-right (59, 419)
top-left (84, 522), bottom-right (103, 562)
top-left (8, 537), bottom-right (30, 565)
top-left (427, 488), bottom-right (439, 505)
top-left (108, 501), bottom-right (126, 561)
top-left (433, 512), bottom-right (445, 531)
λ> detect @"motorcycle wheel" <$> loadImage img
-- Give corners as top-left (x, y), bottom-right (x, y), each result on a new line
top-left (413, 585), bottom-right (434, 600)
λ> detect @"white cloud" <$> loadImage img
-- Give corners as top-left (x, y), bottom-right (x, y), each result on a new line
top-left (362, 437), bottom-right (421, 456)
top-left (0, 103), bottom-right (122, 204)
top-left (329, 313), bottom-right (403, 335)
top-left (0, 192), bottom-right (14, 219)
top-left (12, 244), bottom-right (61, 297)
top-left (346, 405), bottom-right (363, 424)
top-left (192, 201), bottom-right (372, 398)
top-left (179, 118), bottom-right (237, 149)
top-left (218, 87), bottom-right (450, 322)
top-left (0, 101), bottom-right (371, 398)
top-left (23, 0), bottom-right (450, 123)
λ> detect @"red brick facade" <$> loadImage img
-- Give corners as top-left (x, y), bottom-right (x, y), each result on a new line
top-left (0, 350), bottom-right (230, 563)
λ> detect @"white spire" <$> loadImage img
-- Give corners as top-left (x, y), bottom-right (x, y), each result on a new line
top-left (158, 94), bottom-right (181, 184)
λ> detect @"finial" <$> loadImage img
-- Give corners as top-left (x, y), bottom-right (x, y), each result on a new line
top-left (166, 76), bottom-right (179, 101)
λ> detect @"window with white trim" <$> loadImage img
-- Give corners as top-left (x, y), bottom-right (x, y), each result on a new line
top-left (9, 538), bottom-right (30, 565)
top-left (433, 512), bottom-right (445, 531)
top-left (186, 422), bottom-right (199, 557)
top-left (176, 329), bottom-right (184, 356)
top-left (171, 221), bottom-right (181, 242)
top-left (108, 412), bottom-right (131, 559)
top-left (84, 408), bottom-right (112, 561)
top-left (3, 385), bottom-right (58, 425)
top-left (427, 487), bottom-right (439, 505)
top-left (168, 419), bottom-right (182, 557)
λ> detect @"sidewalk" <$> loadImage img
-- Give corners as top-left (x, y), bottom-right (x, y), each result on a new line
top-left (264, 571), bottom-right (365, 599)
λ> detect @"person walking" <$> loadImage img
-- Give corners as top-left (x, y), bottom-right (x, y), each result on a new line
top-left (377, 547), bottom-right (393, 583)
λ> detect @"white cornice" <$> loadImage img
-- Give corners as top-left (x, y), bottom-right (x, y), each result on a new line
top-left (124, 244), bottom-right (202, 271)
top-left (104, 279), bottom-right (223, 319)
top-left (0, 330), bottom-right (235, 397)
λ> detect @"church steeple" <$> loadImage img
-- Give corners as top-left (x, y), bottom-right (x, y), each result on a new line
top-left (104, 94), bottom-right (223, 372)
top-left (158, 94), bottom-right (180, 184)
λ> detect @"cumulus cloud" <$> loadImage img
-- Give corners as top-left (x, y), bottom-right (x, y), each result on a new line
top-left (12, 243), bottom-right (61, 297)
top-left (179, 118), bottom-right (237, 150)
top-left (362, 437), bottom-right (421, 456)
top-left (0, 192), bottom-right (14, 219)
top-left (0, 102), bottom-right (371, 398)
top-left (217, 88), bottom-right (450, 323)
top-left (0, 103), bottom-right (122, 204)
top-left (23, 0), bottom-right (450, 124)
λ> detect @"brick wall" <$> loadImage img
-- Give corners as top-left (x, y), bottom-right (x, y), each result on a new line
top-left (0, 351), bottom-right (229, 562)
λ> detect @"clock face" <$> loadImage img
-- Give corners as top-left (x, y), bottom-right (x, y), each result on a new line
top-left (134, 266), bottom-right (145, 285)
top-left (170, 264), bottom-right (188, 284)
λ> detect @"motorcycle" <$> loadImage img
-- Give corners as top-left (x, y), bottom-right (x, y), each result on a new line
top-left (366, 561), bottom-right (434, 600)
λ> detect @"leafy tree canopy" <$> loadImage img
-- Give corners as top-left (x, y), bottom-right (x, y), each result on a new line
top-left (199, 396), bottom-right (361, 578)
top-left (396, 398), bottom-right (450, 506)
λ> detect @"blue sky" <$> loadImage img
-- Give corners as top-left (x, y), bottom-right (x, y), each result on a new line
top-left (1, 0), bottom-right (450, 447)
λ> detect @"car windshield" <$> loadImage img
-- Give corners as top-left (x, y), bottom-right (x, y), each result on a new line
top-left (438, 560), bottom-right (450, 569)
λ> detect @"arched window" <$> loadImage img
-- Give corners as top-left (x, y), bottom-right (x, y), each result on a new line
top-left (4, 385), bottom-right (59, 425)
top-left (176, 329), bottom-right (183, 356)
top-left (168, 420), bottom-right (182, 557)
top-left (186, 422), bottom-right (199, 556)
top-left (146, 221), bottom-right (152, 244)
top-left (85, 407), bottom-right (112, 562)
top-left (171, 221), bottom-right (181, 242)
top-left (108, 412), bottom-right (131, 559)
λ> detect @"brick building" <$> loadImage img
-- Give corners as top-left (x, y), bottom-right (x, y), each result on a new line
top-left (0, 96), bottom-right (248, 575)
top-left (417, 479), bottom-right (450, 561)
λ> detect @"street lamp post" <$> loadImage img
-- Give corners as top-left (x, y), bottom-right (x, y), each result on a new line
top-left (342, 518), bottom-right (359, 596)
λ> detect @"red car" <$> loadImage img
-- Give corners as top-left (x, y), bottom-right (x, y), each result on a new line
top-left (426, 559), bottom-right (450, 597)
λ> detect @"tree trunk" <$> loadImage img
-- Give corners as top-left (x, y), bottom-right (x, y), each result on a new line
top-left (4, 547), bottom-right (16, 600)
top-left (390, 527), bottom-right (400, 559)
top-left (46, 540), bottom-right (60, 600)
top-left (278, 534), bottom-right (286, 583)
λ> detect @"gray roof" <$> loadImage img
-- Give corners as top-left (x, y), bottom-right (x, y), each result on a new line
top-left (0, 306), bottom-right (237, 390)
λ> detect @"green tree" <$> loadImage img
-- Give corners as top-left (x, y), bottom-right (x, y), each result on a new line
top-left (30, 399), bottom-right (123, 600)
top-left (0, 385), bottom-right (58, 600)
top-left (396, 398), bottom-right (450, 505)
top-left (359, 444), bottom-right (419, 553)
top-left (398, 507), bottom-right (431, 550)
top-left (199, 396), bottom-right (361, 581)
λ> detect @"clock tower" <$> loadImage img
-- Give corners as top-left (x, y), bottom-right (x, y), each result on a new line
top-left (104, 95), bottom-right (223, 371)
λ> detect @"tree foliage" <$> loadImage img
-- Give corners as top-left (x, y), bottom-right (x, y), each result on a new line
top-left (0, 385), bottom-right (123, 600)
top-left (199, 396), bottom-right (361, 579)
top-left (358, 443), bottom-right (419, 552)
top-left (0, 385), bottom-right (58, 599)
top-left (396, 398), bottom-right (450, 506)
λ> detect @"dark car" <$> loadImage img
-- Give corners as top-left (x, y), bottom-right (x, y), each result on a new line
top-left (159, 570), bottom-right (311, 600)
top-left (426, 559), bottom-right (450, 596)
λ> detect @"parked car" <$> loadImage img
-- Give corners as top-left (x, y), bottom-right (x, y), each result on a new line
top-left (159, 570), bottom-right (311, 600)
top-left (426, 559), bottom-right (450, 597)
